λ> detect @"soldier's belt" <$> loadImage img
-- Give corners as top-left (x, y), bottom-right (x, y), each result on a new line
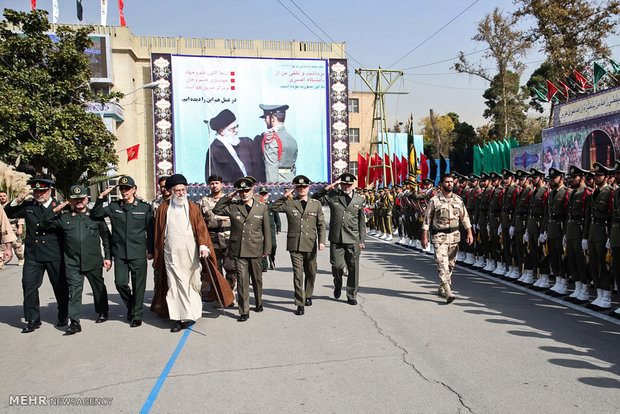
top-left (209, 227), bottom-right (231, 233)
top-left (567, 216), bottom-right (584, 222)
top-left (516, 213), bottom-right (528, 218)
top-left (591, 217), bottom-right (609, 224)
top-left (279, 168), bottom-right (292, 173)
top-left (433, 227), bottom-right (459, 234)
top-left (530, 213), bottom-right (543, 219)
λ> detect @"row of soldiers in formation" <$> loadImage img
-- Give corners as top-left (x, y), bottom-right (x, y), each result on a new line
top-left (362, 161), bottom-right (620, 318)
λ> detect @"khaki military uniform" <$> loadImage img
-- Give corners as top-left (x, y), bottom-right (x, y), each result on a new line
top-left (271, 196), bottom-right (326, 306)
top-left (261, 126), bottom-right (298, 182)
top-left (199, 195), bottom-right (237, 290)
top-left (423, 193), bottom-right (471, 284)
top-left (313, 187), bottom-right (366, 301)
top-left (213, 195), bottom-right (272, 315)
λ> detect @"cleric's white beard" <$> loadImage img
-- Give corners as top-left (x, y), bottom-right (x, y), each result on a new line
top-left (172, 194), bottom-right (187, 206)
top-left (219, 130), bottom-right (240, 146)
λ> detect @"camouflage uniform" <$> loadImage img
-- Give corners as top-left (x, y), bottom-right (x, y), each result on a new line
top-left (0, 214), bottom-right (24, 266)
top-left (423, 192), bottom-right (471, 284)
top-left (199, 195), bottom-right (237, 290)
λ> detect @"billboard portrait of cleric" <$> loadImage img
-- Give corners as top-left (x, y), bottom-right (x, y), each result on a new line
top-left (204, 109), bottom-right (265, 184)
top-left (254, 104), bottom-right (298, 183)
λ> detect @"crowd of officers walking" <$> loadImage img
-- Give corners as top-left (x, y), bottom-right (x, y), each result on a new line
top-left (1, 171), bottom-right (367, 333)
top-left (363, 162), bottom-right (620, 318)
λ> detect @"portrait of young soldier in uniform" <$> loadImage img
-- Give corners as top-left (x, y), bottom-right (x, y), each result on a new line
top-left (255, 104), bottom-right (298, 183)
top-left (422, 173), bottom-right (473, 303)
top-left (271, 175), bottom-right (325, 315)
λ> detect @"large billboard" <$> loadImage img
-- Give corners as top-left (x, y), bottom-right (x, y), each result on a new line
top-left (154, 54), bottom-right (330, 184)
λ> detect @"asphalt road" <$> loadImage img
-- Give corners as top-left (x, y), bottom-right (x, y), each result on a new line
top-left (1, 211), bottom-right (619, 413)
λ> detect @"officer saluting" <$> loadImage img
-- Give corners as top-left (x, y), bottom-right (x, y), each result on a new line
top-left (91, 176), bottom-right (154, 327)
top-left (313, 172), bottom-right (366, 305)
top-left (5, 178), bottom-right (69, 333)
top-left (257, 104), bottom-right (298, 182)
top-left (40, 185), bottom-right (112, 335)
top-left (271, 175), bottom-right (326, 315)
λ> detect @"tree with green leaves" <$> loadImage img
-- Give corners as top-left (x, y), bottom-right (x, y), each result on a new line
top-left (482, 70), bottom-right (529, 141)
top-left (515, 0), bottom-right (620, 82)
top-left (420, 111), bottom-right (455, 158)
top-left (0, 9), bottom-right (119, 198)
top-left (453, 7), bottom-right (531, 139)
top-left (446, 112), bottom-right (478, 150)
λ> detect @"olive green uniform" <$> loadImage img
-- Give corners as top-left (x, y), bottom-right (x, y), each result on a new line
top-left (271, 196), bottom-right (326, 306)
top-left (91, 197), bottom-right (154, 321)
top-left (565, 185), bottom-right (591, 286)
top-left (501, 184), bottom-right (519, 267)
top-left (488, 186), bottom-right (503, 264)
top-left (513, 185), bottom-right (533, 272)
top-left (40, 208), bottom-right (111, 323)
top-left (213, 195), bottom-right (272, 315)
top-left (313, 187), bottom-right (366, 301)
top-left (543, 184), bottom-right (569, 281)
top-left (526, 186), bottom-right (550, 276)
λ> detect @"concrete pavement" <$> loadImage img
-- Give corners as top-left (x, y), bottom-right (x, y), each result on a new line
top-left (1, 214), bottom-right (619, 413)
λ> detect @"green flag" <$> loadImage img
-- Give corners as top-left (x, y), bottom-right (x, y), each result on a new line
top-left (533, 87), bottom-right (548, 102)
top-left (593, 62), bottom-right (608, 92)
top-left (509, 137), bottom-right (520, 149)
top-left (492, 141), bottom-right (501, 172)
top-left (483, 142), bottom-right (491, 173)
top-left (502, 139), bottom-right (510, 170)
top-left (611, 59), bottom-right (620, 75)
top-left (473, 145), bottom-right (483, 175)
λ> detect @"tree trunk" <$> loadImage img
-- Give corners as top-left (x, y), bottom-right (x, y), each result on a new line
top-left (429, 109), bottom-right (441, 158)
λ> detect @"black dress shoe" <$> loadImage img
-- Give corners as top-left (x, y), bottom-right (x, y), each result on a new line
top-left (21, 319), bottom-right (42, 333)
top-left (65, 322), bottom-right (82, 335)
top-left (305, 297), bottom-right (312, 306)
top-left (347, 299), bottom-right (358, 305)
top-left (170, 320), bottom-right (183, 333)
top-left (95, 313), bottom-right (108, 324)
top-left (255, 304), bottom-right (264, 312)
top-left (237, 314), bottom-right (249, 322)
top-left (130, 320), bottom-right (142, 328)
top-left (334, 287), bottom-right (341, 299)
top-left (56, 318), bottom-right (69, 327)
top-left (295, 306), bottom-right (304, 315)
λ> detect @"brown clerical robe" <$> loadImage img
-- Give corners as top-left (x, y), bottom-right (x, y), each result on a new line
top-left (151, 199), bottom-right (234, 319)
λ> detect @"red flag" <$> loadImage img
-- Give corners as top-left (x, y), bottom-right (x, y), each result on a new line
top-left (546, 79), bottom-right (559, 102)
top-left (573, 69), bottom-right (593, 89)
top-left (358, 153), bottom-right (368, 189)
top-left (127, 144), bottom-right (139, 162)
top-left (556, 78), bottom-right (570, 99)
top-left (392, 154), bottom-right (399, 185)
top-left (119, 0), bottom-right (126, 26)
top-left (374, 154), bottom-right (383, 187)
top-left (31, 0), bottom-right (36, 10)
top-left (400, 155), bottom-right (408, 183)
top-left (420, 153), bottom-right (429, 179)
top-left (384, 154), bottom-right (392, 187)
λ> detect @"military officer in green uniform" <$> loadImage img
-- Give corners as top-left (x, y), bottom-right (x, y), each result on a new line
top-left (91, 176), bottom-right (154, 327)
top-left (258, 186), bottom-right (281, 271)
top-left (540, 168), bottom-right (569, 292)
top-left (313, 172), bottom-right (366, 305)
top-left (610, 160), bottom-right (620, 317)
top-left (5, 178), bottom-right (69, 333)
top-left (271, 175), bottom-right (326, 315)
top-left (518, 168), bottom-right (550, 286)
top-left (473, 173), bottom-right (491, 268)
top-left (498, 169), bottom-right (520, 277)
top-left (40, 185), bottom-right (111, 335)
top-left (583, 162), bottom-right (614, 310)
top-left (564, 166), bottom-right (592, 302)
top-left (257, 104), bottom-right (298, 182)
top-left (213, 177), bottom-right (272, 322)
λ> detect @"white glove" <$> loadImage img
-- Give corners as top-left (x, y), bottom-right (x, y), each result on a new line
top-left (581, 239), bottom-right (588, 251)
top-left (606, 239), bottom-right (611, 249)
top-left (509, 226), bottom-right (515, 238)
top-left (486, 224), bottom-right (490, 233)
top-left (562, 236), bottom-right (566, 247)
top-left (498, 224), bottom-right (502, 236)
top-left (524, 232), bottom-right (529, 243)
top-left (539, 232), bottom-right (547, 243)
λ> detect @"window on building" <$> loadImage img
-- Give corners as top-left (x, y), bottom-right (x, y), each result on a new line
top-left (349, 128), bottom-right (360, 143)
top-left (348, 98), bottom-right (359, 113)
top-left (349, 161), bottom-right (358, 176)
